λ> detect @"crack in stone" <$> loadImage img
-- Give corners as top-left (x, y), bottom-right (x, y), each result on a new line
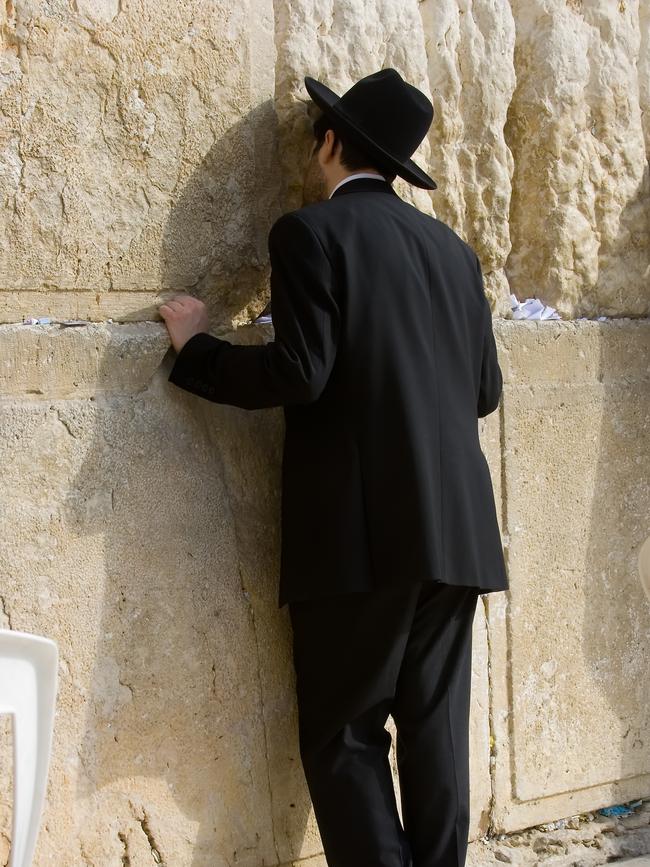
top-left (117, 830), bottom-right (130, 866)
top-left (471, 399), bottom-right (511, 835)
top-left (55, 409), bottom-right (77, 438)
top-left (498, 391), bottom-right (510, 585)
top-left (137, 812), bottom-right (163, 864)
top-left (117, 676), bottom-right (134, 698)
top-left (127, 800), bottom-right (164, 864)
top-left (0, 594), bottom-right (12, 629)
top-left (1, 830), bottom-right (11, 867)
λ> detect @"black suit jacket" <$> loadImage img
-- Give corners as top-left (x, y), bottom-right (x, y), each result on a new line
top-left (168, 176), bottom-right (509, 607)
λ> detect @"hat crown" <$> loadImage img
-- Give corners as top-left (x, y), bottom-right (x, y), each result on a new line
top-left (333, 69), bottom-right (433, 162)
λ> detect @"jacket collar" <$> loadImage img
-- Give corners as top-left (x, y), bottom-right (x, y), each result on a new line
top-left (329, 176), bottom-right (399, 199)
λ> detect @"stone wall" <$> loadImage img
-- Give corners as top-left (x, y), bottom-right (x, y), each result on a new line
top-left (1, 320), bottom-right (648, 866)
top-left (1, 0), bottom-right (649, 864)
top-left (2, 0), bottom-right (648, 320)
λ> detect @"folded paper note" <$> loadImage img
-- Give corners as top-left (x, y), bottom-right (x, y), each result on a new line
top-left (509, 294), bottom-right (560, 320)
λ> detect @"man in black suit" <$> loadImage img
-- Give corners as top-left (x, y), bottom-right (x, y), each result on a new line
top-left (160, 68), bottom-right (508, 867)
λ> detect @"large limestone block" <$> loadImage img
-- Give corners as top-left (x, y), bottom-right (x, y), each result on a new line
top-left (0, 321), bottom-right (164, 398)
top-left (420, 0), bottom-right (517, 308)
top-left (0, 322), bottom-right (295, 865)
top-left (505, 1), bottom-right (650, 316)
top-left (0, 0), bottom-right (280, 326)
top-left (488, 319), bottom-right (650, 833)
top-left (2, 0), bottom-right (648, 326)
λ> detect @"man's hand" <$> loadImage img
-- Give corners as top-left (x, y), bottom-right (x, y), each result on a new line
top-left (159, 294), bottom-right (210, 353)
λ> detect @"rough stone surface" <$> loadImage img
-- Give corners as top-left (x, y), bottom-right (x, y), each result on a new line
top-left (421, 0), bottom-right (517, 307)
top-left (1, 0), bottom-right (649, 320)
top-left (2, 0), bottom-right (650, 863)
top-left (490, 319), bottom-right (650, 833)
top-left (2, 321), bottom-right (649, 864)
top-left (1, 325), bottom-right (285, 866)
top-left (504, 1), bottom-right (650, 316)
top-left (0, 0), bottom-right (281, 327)
top-left (0, 322), bottom-right (491, 863)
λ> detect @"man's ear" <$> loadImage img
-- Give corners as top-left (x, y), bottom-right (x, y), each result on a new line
top-left (323, 128), bottom-right (341, 163)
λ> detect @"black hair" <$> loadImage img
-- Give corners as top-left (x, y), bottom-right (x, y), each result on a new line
top-left (312, 111), bottom-right (397, 183)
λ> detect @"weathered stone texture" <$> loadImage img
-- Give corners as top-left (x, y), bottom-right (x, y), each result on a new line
top-left (421, 0), bottom-right (517, 307)
top-left (489, 319), bottom-right (650, 833)
top-left (2, 320), bottom-right (649, 863)
top-left (0, 0), bottom-right (281, 327)
top-left (1, 0), bottom-right (650, 863)
top-left (1, 0), bottom-right (649, 320)
top-left (641, 1), bottom-right (650, 152)
top-left (504, 1), bottom-right (649, 316)
top-left (1, 325), bottom-right (283, 865)
top-left (0, 322), bottom-right (491, 864)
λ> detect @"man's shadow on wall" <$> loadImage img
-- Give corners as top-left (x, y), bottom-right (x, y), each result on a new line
top-left (68, 101), bottom-right (320, 866)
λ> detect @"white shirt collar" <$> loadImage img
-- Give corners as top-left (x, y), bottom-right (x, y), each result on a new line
top-left (328, 172), bottom-right (388, 199)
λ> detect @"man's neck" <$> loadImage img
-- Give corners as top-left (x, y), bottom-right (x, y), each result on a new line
top-left (328, 171), bottom-right (388, 199)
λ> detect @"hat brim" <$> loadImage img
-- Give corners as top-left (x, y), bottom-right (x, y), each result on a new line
top-left (304, 76), bottom-right (437, 191)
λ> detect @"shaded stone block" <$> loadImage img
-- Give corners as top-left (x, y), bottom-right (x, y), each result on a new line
top-left (489, 319), bottom-right (650, 833)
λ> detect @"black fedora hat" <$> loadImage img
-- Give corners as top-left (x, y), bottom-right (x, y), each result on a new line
top-left (304, 68), bottom-right (437, 190)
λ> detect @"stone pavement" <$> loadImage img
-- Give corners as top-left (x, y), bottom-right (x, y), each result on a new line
top-left (283, 814), bottom-right (650, 867)
top-left (464, 801), bottom-right (650, 866)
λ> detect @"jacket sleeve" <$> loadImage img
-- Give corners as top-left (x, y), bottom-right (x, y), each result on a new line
top-left (475, 256), bottom-right (503, 418)
top-left (167, 211), bottom-right (340, 409)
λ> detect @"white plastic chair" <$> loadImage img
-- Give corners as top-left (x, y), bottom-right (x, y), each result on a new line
top-left (0, 630), bottom-right (58, 867)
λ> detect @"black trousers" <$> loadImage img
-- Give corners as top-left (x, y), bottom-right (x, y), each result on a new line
top-left (289, 580), bottom-right (480, 867)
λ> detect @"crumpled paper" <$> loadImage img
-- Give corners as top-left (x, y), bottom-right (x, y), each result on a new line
top-left (21, 317), bottom-right (110, 326)
top-left (510, 294), bottom-right (611, 321)
top-left (510, 294), bottom-right (561, 320)
top-left (254, 296), bottom-right (609, 325)
top-left (256, 296), bottom-right (562, 323)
